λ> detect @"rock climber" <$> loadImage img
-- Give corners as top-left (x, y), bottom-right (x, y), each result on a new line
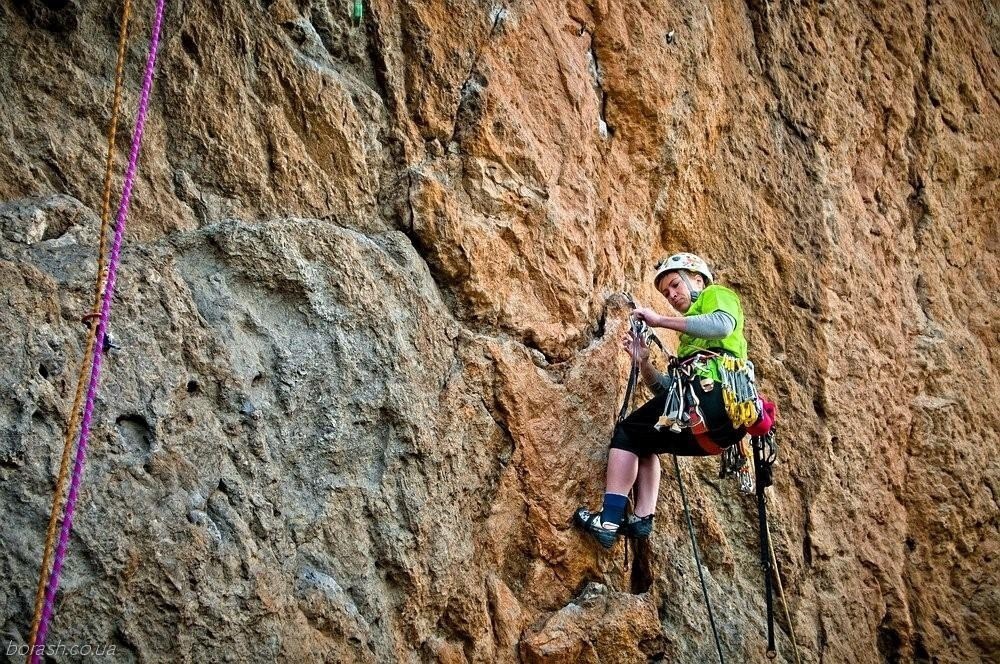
top-left (574, 252), bottom-right (772, 548)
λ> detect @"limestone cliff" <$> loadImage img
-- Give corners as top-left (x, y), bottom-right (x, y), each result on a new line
top-left (0, 0), bottom-right (997, 661)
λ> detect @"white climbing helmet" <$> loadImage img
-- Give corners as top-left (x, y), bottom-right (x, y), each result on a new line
top-left (653, 252), bottom-right (714, 288)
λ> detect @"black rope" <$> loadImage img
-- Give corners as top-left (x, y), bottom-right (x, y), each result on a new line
top-left (618, 361), bottom-right (639, 424)
top-left (621, 360), bottom-right (637, 569)
top-left (673, 455), bottom-right (725, 664)
top-left (618, 312), bottom-right (641, 568)
top-left (753, 431), bottom-right (779, 659)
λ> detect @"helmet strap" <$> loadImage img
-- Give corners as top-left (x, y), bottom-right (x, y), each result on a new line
top-left (679, 271), bottom-right (702, 302)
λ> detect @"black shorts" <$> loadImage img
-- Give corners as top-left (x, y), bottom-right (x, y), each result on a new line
top-left (610, 379), bottom-right (746, 456)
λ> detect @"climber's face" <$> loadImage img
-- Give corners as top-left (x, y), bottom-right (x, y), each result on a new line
top-left (657, 271), bottom-right (703, 314)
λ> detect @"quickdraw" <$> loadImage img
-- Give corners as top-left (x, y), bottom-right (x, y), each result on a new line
top-left (620, 293), bottom-right (665, 423)
top-left (718, 354), bottom-right (762, 428)
top-left (623, 292), bottom-right (665, 354)
top-left (653, 361), bottom-right (700, 432)
top-left (651, 351), bottom-right (717, 434)
top-left (719, 438), bottom-right (754, 494)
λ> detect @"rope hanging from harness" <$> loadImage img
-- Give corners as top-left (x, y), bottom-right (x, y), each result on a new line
top-left (752, 427), bottom-right (779, 660)
top-left (767, 510), bottom-right (802, 664)
top-left (742, 421), bottom-right (800, 662)
top-left (29, 0), bottom-right (167, 657)
top-left (674, 456), bottom-right (725, 664)
top-left (26, 0), bottom-right (134, 652)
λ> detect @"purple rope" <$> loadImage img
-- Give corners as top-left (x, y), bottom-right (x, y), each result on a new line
top-left (30, 0), bottom-right (168, 657)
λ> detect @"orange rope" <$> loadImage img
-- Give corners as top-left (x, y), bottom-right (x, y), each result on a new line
top-left (27, 0), bottom-right (133, 649)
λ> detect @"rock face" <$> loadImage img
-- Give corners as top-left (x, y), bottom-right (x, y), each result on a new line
top-left (0, 0), bottom-right (997, 662)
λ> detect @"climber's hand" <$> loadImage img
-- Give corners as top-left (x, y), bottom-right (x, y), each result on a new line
top-left (631, 307), bottom-right (664, 327)
top-left (621, 329), bottom-right (650, 363)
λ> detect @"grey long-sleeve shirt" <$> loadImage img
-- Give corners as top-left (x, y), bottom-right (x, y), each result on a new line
top-left (642, 311), bottom-right (736, 394)
top-left (682, 310), bottom-right (736, 340)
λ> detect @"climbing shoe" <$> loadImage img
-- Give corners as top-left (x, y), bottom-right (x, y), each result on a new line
top-left (623, 513), bottom-right (654, 539)
top-left (574, 507), bottom-right (621, 549)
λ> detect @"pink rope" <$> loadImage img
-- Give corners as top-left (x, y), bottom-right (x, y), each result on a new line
top-left (30, 0), bottom-right (168, 657)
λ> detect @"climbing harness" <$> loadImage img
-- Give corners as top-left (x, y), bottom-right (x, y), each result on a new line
top-left (28, 0), bottom-right (167, 658)
top-left (752, 427), bottom-right (779, 660)
top-left (649, 351), bottom-right (737, 459)
top-left (350, 0), bottom-right (363, 26)
top-left (674, 456), bottom-right (725, 664)
top-left (26, 0), bottom-right (133, 653)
